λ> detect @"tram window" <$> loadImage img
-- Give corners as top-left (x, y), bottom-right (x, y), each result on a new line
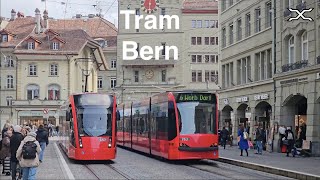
top-left (168, 101), bottom-right (177, 141)
top-left (116, 110), bottom-right (120, 121)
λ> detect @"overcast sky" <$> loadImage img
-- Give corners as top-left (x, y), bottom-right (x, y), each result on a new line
top-left (1, 0), bottom-right (118, 26)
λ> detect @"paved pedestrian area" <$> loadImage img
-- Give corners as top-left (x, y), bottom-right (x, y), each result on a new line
top-left (1, 139), bottom-right (68, 180)
top-left (218, 145), bottom-right (320, 176)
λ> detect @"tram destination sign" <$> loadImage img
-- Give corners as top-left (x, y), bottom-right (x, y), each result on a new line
top-left (177, 93), bottom-right (214, 103)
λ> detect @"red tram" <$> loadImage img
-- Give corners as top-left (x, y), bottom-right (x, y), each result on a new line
top-left (59, 93), bottom-right (118, 160)
top-left (116, 91), bottom-right (219, 160)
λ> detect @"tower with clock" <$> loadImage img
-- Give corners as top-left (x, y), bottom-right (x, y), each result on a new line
top-left (141, 0), bottom-right (160, 14)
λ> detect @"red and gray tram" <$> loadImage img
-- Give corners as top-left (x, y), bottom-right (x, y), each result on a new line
top-left (59, 93), bottom-right (118, 160)
top-left (116, 91), bottom-right (219, 160)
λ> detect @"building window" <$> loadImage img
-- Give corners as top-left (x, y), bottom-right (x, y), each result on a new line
top-left (28, 42), bottom-right (35, 50)
top-left (7, 75), bottom-right (14, 89)
top-left (197, 37), bottom-right (202, 45)
top-left (301, 31), bottom-right (308, 61)
top-left (27, 84), bottom-right (40, 100)
top-left (266, 2), bottom-right (272, 28)
top-left (191, 37), bottom-right (196, 45)
top-left (237, 18), bottom-right (242, 41)
top-left (288, 36), bottom-right (295, 63)
top-left (161, 43), bottom-right (166, 56)
top-left (205, 37), bottom-right (209, 45)
top-left (197, 55), bottom-right (202, 63)
top-left (111, 60), bottom-right (117, 68)
top-left (192, 71), bottom-right (197, 82)
top-left (245, 13), bottom-right (251, 37)
top-left (210, 37), bottom-right (215, 45)
top-left (161, 70), bottom-right (166, 82)
top-left (6, 96), bottom-right (13, 106)
top-left (29, 64), bottom-right (37, 76)
top-left (222, 0), bottom-right (226, 11)
top-left (52, 42), bottom-right (59, 50)
top-left (191, 55), bottom-right (196, 62)
top-left (255, 8), bottom-right (261, 33)
top-left (205, 71), bottom-right (210, 82)
top-left (97, 76), bottom-right (103, 89)
top-left (237, 56), bottom-right (251, 84)
top-left (50, 64), bottom-right (58, 76)
top-left (2, 35), bottom-right (8, 42)
top-left (197, 20), bottom-right (202, 28)
top-left (229, 0), bottom-right (234, 7)
top-left (161, 8), bottom-right (166, 15)
top-left (136, 8), bottom-right (140, 15)
top-left (286, 0), bottom-right (294, 8)
top-left (111, 78), bottom-right (116, 88)
top-left (211, 71), bottom-right (218, 84)
top-left (205, 20), bottom-right (210, 28)
top-left (197, 71), bottom-right (202, 82)
top-left (255, 50), bottom-right (271, 81)
top-left (222, 27), bottom-right (226, 47)
top-left (216, 37), bottom-right (218, 45)
top-left (134, 71), bottom-right (139, 82)
top-left (223, 62), bottom-right (233, 87)
top-left (210, 20), bottom-right (216, 28)
top-left (5, 56), bottom-right (14, 67)
top-left (204, 55), bottom-right (210, 63)
top-left (48, 84), bottom-right (60, 100)
top-left (229, 23), bottom-right (234, 45)
top-left (210, 55), bottom-right (216, 63)
top-left (192, 20), bottom-right (196, 28)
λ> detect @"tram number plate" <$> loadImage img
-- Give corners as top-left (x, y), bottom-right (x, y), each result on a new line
top-left (99, 137), bottom-right (107, 142)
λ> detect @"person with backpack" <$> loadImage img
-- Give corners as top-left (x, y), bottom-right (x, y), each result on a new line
top-left (285, 127), bottom-right (295, 157)
top-left (10, 125), bottom-right (24, 180)
top-left (16, 131), bottom-right (41, 180)
top-left (36, 125), bottom-right (49, 163)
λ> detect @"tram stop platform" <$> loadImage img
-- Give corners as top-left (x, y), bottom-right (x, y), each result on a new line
top-left (1, 137), bottom-right (70, 180)
top-left (215, 145), bottom-right (320, 179)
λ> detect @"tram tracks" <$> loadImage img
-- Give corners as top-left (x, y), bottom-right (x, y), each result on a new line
top-left (84, 164), bottom-right (132, 180)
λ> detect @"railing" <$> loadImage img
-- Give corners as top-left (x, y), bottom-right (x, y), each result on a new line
top-left (281, 60), bottom-right (309, 72)
top-left (317, 56), bottom-right (320, 65)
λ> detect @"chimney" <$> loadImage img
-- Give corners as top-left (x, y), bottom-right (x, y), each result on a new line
top-left (43, 10), bottom-right (49, 30)
top-left (35, 8), bottom-right (41, 34)
top-left (10, 9), bottom-right (16, 21)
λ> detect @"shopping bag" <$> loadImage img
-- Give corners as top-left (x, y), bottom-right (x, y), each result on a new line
top-left (248, 141), bottom-right (254, 149)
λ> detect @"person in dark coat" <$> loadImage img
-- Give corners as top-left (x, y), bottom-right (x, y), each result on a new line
top-left (10, 125), bottom-right (24, 180)
top-left (255, 127), bottom-right (264, 155)
top-left (36, 125), bottom-right (49, 162)
top-left (238, 124), bottom-right (249, 156)
top-left (0, 130), bottom-right (12, 176)
top-left (220, 127), bottom-right (229, 149)
top-left (285, 127), bottom-right (295, 157)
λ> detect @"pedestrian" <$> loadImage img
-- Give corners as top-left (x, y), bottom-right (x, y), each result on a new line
top-left (0, 130), bottom-right (13, 176)
top-left (254, 127), bottom-right (264, 155)
top-left (220, 127), bottom-right (229, 149)
top-left (36, 125), bottom-right (49, 163)
top-left (16, 131), bottom-right (41, 180)
top-left (10, 125), bottom-right (24, 180)
top-left (238, 124), bottom-right (249, 156)
top-left (55, 125), bottom-right (59, 136)
top-left (284, 127), bottom-right (295, 157)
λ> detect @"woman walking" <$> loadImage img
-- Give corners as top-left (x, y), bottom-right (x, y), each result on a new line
top-left (238, 124), bottom-right (249, 156)
top-left (0, 130), bottom-right (13, 176)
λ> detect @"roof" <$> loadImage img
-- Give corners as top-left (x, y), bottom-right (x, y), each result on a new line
top-left (0, 17), bottom-right (35, 47)
top-left (14, 29), bottom-right (92, 55)
top-left (49, 17), bottom-right (118, 38)
top-left (182, 0), bottom-right (218, 13)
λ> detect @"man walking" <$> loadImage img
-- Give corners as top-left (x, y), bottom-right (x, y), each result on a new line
top-left (10, 125), bottom-right (24, 180)
top-left (36, 125), bottom-right (49, 163)
top-left (255, 127), bottom-right (264, 155)
top-left (220, 127), bottom-right (229, 149)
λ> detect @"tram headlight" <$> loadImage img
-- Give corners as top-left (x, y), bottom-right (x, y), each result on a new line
top-left (79, 138), bottom-right (83, 148)
top-left (108, 137), bottom-right (112, 148)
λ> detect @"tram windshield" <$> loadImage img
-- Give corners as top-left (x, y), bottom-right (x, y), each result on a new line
top-left (73, 94), bottom-right (113, 137)
top-left (176, 93), bottom-right (217, 135)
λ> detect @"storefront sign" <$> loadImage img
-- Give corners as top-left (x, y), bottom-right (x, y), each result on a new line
top-left (254, 94), bottom-right (269, 101)
top-left (280, 77), bottom-right (308, 85)
top-left (236, 96), bottom-right (248, 103)
top-left (223, 99), bottom-right (229, 105)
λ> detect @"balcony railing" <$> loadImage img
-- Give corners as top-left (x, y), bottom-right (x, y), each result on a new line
top-left (281, 60), bottom-right (309, 72)
top-left (317, 56), bottom-right (320, 64)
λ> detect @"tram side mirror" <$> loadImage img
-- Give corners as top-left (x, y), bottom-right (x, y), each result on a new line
top-left (116, 110), bottom-right (120, 121)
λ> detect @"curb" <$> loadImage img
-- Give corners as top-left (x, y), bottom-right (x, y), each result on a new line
top-left (215, 157), bottom-right (320, 180)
